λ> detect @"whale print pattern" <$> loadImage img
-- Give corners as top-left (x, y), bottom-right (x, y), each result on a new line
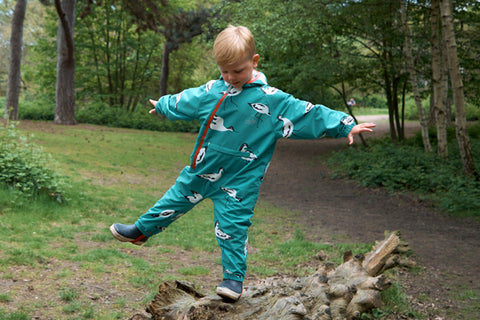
top-left (211, 116), bottom-right (234, 132)
top-left (239, 143), bottom-right (257, 162)
top-left (305, 102), bottom-right (314, 114)
top-left (197, 168), bottom-right (225, 182)
top-left (194, 147), bottom-right (206, 167)
top-left (278, 115), bottom-right (294, 138)
top-left (205, 80), bottom-right (216, 92)
top-left (341, 115), bottom-right (355, 126)
top-left (151, 209), bottom-right (177, 218)
top-left (248, 103), bottom-right (271, 116)
top-left (184, 190), bottom-right (203, 204)
top-left (175, 91), bottom-right (184, 109)
top-left (220, 187), bottom-right (242, 202)
top-left (222, 85), bottom-right (242, 96)
top-left (215, 221), bottom-right (233, 240)
top-left (261, 86), bottom-right (278, 95)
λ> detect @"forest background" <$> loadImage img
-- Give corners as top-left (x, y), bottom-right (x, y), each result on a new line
top-left (1, 0), bottom-right (479, 128)
top-left (2, 0), bottom-right (479, 211)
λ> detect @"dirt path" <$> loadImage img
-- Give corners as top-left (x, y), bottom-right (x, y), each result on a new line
top-left (259, 116), bottom-right (480, 319)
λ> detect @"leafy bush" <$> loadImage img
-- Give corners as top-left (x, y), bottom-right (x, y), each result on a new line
top-left (463, 102), bottom-right (480, 121)
top-left (357, 94), bottom-right (387, 109)
top-left (17, 99), bottom-right (201, 133)
top-left (18, 100), bottom-right (55, 121)
top-left (0, 97), bottom-right (5, 113)
top-left (0, 122), bottom-right (66, 202)
top-left (328, 126), bottom-right (480, 217)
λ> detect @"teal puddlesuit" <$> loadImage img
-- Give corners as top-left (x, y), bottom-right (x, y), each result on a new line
top-left (135, 71), bottom-right (355, 282)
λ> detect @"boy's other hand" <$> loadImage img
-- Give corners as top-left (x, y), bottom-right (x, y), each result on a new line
top-left (149, 99), bottom-right (158, 114)
top-left (348, 123), bottom-right (376, 145)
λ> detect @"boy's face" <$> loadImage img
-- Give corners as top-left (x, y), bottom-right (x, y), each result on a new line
top-left (218, 54), bottom-right (260, 89)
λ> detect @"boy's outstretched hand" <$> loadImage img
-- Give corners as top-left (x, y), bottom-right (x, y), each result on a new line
top-left (347, 123), bottom-right (376, 145)
top-left (148, 99), bottom-right (158, 114)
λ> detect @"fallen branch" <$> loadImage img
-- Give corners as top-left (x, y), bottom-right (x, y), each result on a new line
top-left (130, 231), bottom-right (412, 320)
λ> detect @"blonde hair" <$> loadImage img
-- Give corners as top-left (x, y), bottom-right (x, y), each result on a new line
top-left (213, 25), bottom-right (256, 66)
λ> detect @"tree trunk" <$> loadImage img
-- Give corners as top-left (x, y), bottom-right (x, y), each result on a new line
top-left (160, 42), bottom-right (170, 97)
top-left (401, 0), bottom-right (432, 153)
top-left (440, 0), bottom-right (477, 177)
top-left (5, 0), bottom-right (27, 121)
top-left (54, 0), bottom-right (77, 125)
top-left (431, 0), bottom-right (449, 158)
top-left (130, 232), bottom-right (412, 320)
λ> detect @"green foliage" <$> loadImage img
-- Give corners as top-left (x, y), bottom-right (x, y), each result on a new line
top-left (463, 102), bottom-right (480, 121)
top-left (328, 125), bottom-right (480, 216)
top-left (74, 1), bottom-right (164, 110)
top-left (357, 94), bottom-right (388, 109)
top-left (21, 5), bottom-right (58, 101)
top-left (0, 122), bottom-right (67, 202)
top-left (403, 96), bottom-right (480, 121)
top-left (17, 93), bottom-right (55, 121)
top-left (14, 98), bottom-right (201, 133)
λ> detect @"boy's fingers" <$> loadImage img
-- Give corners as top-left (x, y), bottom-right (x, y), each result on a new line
top-left (149, 99), bottom-right (157, 106)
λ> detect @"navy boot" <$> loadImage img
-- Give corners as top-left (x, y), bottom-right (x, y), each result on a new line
top-left (216, 279), bottom-right (243, 301)
top-left (110, 223), bottom-right (148, 246)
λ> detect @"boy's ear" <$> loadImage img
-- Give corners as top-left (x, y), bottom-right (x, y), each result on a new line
top-left (253, 54), bottom-right (260, 67)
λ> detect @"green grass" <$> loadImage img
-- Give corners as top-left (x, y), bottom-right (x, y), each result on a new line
top-left (351, 107), bottom-right (390, 116)
top-left (0, 311), bottom-right (30, 320)
top-left (0, 120), bottom-right (420, 319)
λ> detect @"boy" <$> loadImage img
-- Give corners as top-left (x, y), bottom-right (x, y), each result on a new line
top-left (110, 25), bottom-right (375, 301)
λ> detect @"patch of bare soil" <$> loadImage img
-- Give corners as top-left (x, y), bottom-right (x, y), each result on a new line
top-left (259, 116), bottom-right (480, 319)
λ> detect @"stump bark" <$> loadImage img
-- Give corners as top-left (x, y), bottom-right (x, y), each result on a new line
top-left (130, 231), bottom-right (412, 320)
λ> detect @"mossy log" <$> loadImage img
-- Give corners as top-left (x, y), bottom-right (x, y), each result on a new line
top-left (130, 232), bottom-right (412, 320)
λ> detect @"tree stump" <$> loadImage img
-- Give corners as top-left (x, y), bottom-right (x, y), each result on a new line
top-left (130, 231), bottom-right (412, 320)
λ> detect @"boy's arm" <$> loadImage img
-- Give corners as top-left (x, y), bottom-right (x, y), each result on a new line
top-left (270, 89), bottom-right (374, 141)
top-left (148, 84), bottom-right (214, 121)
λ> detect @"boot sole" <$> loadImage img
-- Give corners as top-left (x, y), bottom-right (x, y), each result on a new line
top-left (216, 286), bottom-right (242, 301)
top-left (109, 224), bottom-right (147, 246)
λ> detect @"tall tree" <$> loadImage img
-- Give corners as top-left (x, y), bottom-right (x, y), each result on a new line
top-left (159, 8), bottom-right (211, 96)
top-left (338, 1), bottom-right (408, 141)
top-left (123, 1), bottom-right (213, 96)
top-left (76, 0), bottom-right (164, 111)
top-left (431, 0), bottom-right (449, 158)
top-left (5, 0), bottom-right (27, 120)
top-left (54, 0), bottom-right (76, 125)
top-left (440, 0), bottom-right (477, 176)
top-left (401, 0), bottom-right (432, 152)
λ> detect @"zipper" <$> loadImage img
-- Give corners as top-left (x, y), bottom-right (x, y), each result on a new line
top-left (191, 73), bottom-right (261, 169)
top-left (191, 91), bottom-right (229, 169)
